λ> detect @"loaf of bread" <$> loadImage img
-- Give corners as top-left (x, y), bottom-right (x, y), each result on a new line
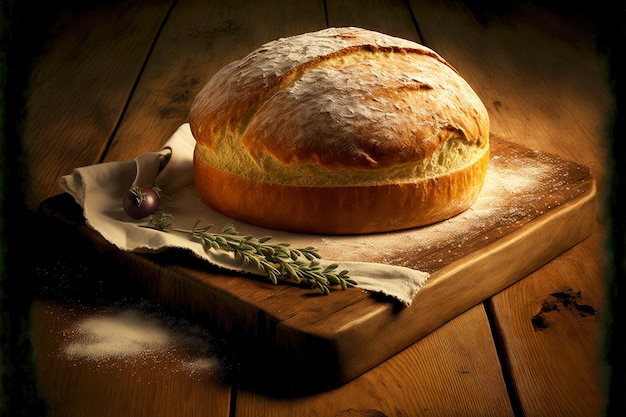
top-left (190, 27), bottom-right (489, 234)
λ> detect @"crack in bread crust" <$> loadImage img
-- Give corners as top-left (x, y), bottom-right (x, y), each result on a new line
top-left (189, 27), bottom-right (490, 233)
top-left (190, 27), bottom-right (488, 170)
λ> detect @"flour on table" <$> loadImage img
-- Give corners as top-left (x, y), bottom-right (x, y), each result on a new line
top-left (62, 302), bottom-right (220, 376)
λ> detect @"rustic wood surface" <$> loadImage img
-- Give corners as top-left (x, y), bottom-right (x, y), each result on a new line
top-left (37, 136), bottom-right (597, 392)
top-left (9, 0), bottom-right (616, 416)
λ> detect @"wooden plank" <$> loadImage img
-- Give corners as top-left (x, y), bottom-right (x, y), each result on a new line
top-left (407, 0), bottom-right (612, 207)
top-left (22, 2), bottom-right (235, 415)
top-left (102, 0), bottom-right (328, 164)
top-left (22, 0), bottom-right (175, 210)
top-left (239, 2), bottom-right (514, 414)
top-left (236, 304), bottom-right (515, 417)
top-left (30, 299), bottom-right (232, 417)
top-left (326, 0), bottom-right (421, 41)
top-left (25, 0), bottom-right (610, 415)
top-left (38, 137), bottom-right (597, 392)
top-left (407, 1), bottom-right (610, 415)
top-left (487, 232), bottom-right (606, 416)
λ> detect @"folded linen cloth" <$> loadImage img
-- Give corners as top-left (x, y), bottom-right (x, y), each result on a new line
top-left (60, 124), bottom-right (429, 305)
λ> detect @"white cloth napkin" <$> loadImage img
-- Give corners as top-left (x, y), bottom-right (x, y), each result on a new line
top-left (60, 124), bottom-right (429, 305)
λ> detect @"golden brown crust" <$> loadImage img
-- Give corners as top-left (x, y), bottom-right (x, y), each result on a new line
top-left (193, 148), bottom-right (490, 235)
top-left (190, 27), bottom-right (490, 234)
top-left (190, 27), bottom-right (489, 171)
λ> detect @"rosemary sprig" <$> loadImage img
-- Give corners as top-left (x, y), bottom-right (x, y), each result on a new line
top-left (143, 212), bottom-right (356, 294)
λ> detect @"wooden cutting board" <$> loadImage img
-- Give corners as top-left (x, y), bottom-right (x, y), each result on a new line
top-left (38, 137), bottom-right (596, 392)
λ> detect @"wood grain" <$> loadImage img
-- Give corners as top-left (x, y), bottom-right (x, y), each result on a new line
top-left (408, 0), bottom-right (612, 208)
top-left (21, 0), bottom-right (611, 415)
top-left (488, 237), bottom-right (606, 417)
top-left (22, 0), bottom-right (174, 211)
top-left (408, 1), bottom-right (611, 415)
top-left (326, 0), bottom-right (421, 42)
top-left (103, 0), bottom-right (328, 164)
top-left (30, 300), bottom-right (231, 417)
top-left (236, 305), bottom-right (516, 417)
top-left (38, 137), bottom-right (597, 392)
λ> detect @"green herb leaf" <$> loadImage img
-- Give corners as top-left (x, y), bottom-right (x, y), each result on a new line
top-left (142, 213), bottom-right (355, 294)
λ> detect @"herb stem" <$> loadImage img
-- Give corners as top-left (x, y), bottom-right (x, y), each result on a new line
top-left (142, 213), bottom-right (356, 294)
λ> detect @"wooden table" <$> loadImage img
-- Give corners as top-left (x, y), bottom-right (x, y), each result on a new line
top-left (7, 0), bottom-right (618, 415)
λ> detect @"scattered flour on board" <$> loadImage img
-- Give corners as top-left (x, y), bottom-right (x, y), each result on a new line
top-left (316, 150), bottom-right (560, 266)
